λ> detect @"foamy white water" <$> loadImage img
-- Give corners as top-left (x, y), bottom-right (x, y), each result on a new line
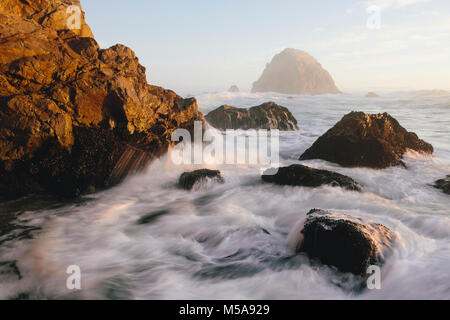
top-left (0, 91), bottom-right (449, 300)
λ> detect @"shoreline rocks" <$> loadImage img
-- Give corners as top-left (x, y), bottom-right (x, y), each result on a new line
top-left (299, 112), bottom-right (433, 169)
top-left (0, 0), bottom-right (204, 199)
top-left (179, 169), bottom-right (224, 190)
top-left (205, 102), bottom-right (298, 131)
top-left (262, 165), bottom-right (361, 191)
top-left (252, 48), bottom-right (341, 95)
top-left (293, 209), bottom-right (395, 275)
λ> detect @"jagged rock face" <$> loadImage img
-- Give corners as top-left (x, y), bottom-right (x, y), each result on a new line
top-left (296, 209), bottom-right (395, 275)
top-left (178, 169), bottom-right (224, 190)
top-left (299, 112), bottom-right (433, 169)
top-left (0, 0), bottom-right (204, 199)
top-left (205, 102), bottom-right (298, 131)
top-left (262, 165), bottom-right (361, 191)
top-left (434, 175), bottom-right (450, 195)
top-left (252, 48), bottom-right (341, 95)
top-left (228, 85), bottom-right (239, 93)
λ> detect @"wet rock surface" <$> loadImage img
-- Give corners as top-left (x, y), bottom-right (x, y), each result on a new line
top-left (205, 102), bottom-right (298, 131)
top-left (299, 112), bottom-right (433, 169)
top-left (296, 209), bottom-right (395, 275)
top-left (179, 169), bottom-right (224, 190)
top-left (434, 175), bottom-right (450, 195)
top-left (262, 164), bottom-right (361, 191)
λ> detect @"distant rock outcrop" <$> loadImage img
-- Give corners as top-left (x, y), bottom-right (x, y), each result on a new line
top-left (262, 165), bottom-right (361, 191)
top-left (179, 169), bottom-right (224, 190)
top-left (0, 0), bottom-right (204, 199)
top-left (252, 48), bottom-right (341, 95)
top-left (228, 85), bottom-right (240, 93)
top-left (434, 175), bottom-right (450, 195)
top-left (366, 92), bottom-right (379, 98)
top-left (299, 112), bottom-right (433, 169)
top-left (205, 102), bottom-right (298, 131)
top-left (291, 209), bottom-right (395, 275)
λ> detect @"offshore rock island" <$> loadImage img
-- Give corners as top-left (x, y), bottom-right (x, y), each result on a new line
top-left (252, 48), bottom-right (341, 95)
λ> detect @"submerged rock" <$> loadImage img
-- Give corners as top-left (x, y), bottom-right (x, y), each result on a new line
top-left (434, 175), bottom-right (450, 195)
top-left (0, 0), bottom-right (204, 199)
top-left (366, 92), bottom-right (379, 98)
top-left (261, 165), bottom-right (361, 191)
top-left (228, 85), bottom-right (240, 93)
top-left (299, 112), bottom-right (433, 169)
top-left (179, 169), bottom-right (224, 190)
top-left (252, 48), bottom-right (341, 95)
top-left (292, 209), bottom-right (395, 275)
top-left (205, 102), bottom-right (298, 131)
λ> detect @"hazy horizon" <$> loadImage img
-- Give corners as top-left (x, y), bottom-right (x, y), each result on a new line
top-left (82, 0), bottom-right (450, 93)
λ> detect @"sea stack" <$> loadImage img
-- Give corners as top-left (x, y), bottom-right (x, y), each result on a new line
top-left (228, 85), bottom-right (240, 93)
top-left (0, 0), bottom-right (204, 199)
top-left (252, 48), bottom-right (341, 95)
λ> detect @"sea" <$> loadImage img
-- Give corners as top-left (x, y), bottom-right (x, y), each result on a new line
top-left (0, 90), bottom-right (449, 299)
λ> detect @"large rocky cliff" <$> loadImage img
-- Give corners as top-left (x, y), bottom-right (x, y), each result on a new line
top-left (0, 0), bottom-right (204, 199)
top-left (252, 48), bottom-right (341, 95)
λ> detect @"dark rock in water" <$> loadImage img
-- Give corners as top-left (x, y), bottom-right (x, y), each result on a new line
top-left (228, 85), bottom-right (240, 93)
top-left (0, 0), bottom-right (204, 199)
top-left (205, 102), bottom-right (298, 131)
top-left (365, 92), bottom-right (379, 98)
top-left (434, 175), bottom-right (450, 195)
top-left (262, 165), bottom-right (361, 191)
top-left (299, 112), bottom-right (434, 169)
top-left (252, 48), bottom-right (341, 95)
top-left (137, 209), bottom-right (171, 225)
top-left (179, 169), bottom-right (224, 190)
top-left (296, 209), bottom-right (395, 275)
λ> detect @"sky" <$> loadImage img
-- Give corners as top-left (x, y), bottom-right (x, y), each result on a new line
top-left (81, 0), bottom-right (450, 93)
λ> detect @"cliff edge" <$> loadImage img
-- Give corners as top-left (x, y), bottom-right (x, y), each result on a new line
top-left (0, 0), bottom-right (204, 199)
